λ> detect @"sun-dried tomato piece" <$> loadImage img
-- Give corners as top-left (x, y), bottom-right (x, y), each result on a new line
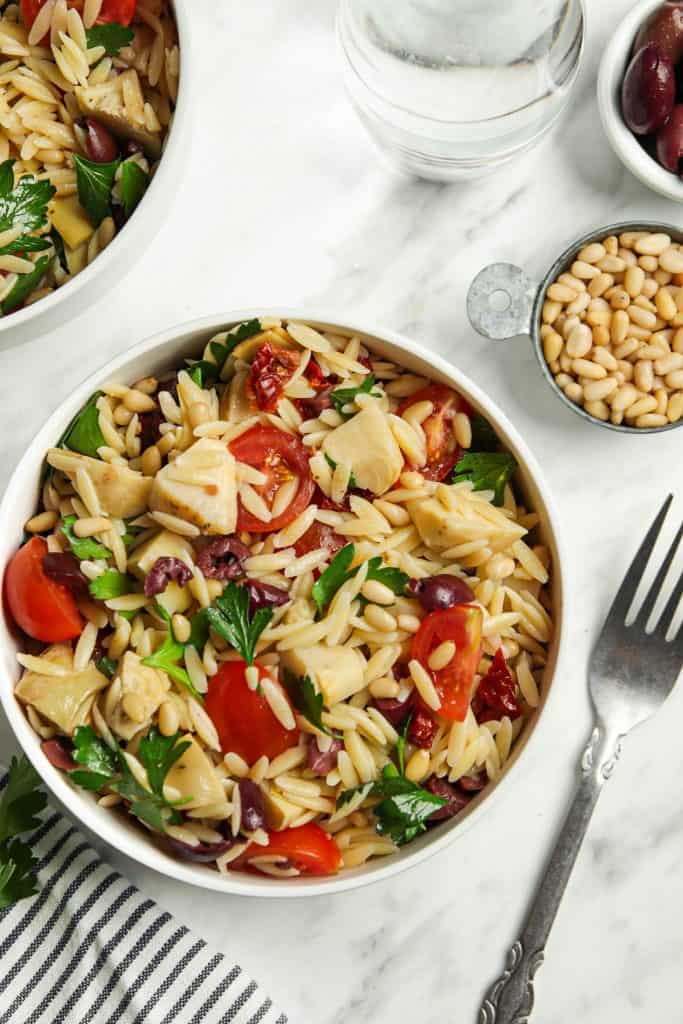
top-left (248, 342), bottom-right (301, 411)
top-left (474, 648), bottom-right (521, 720)
top-left (408, 708), bottom-right (438, 749)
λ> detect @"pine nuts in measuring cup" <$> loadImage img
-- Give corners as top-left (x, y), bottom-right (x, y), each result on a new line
top-left (540, 229), bottom-right (683, 428)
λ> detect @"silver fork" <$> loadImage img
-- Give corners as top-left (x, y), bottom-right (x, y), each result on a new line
top-left (479, 494), bottom-right (683, 1024)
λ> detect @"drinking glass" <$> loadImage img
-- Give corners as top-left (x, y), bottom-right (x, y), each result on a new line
top-left (337, 0), bottom-right (585, 180)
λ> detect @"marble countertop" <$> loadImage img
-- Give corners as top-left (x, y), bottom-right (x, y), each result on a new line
top-left (1, 0), bottom-right (681, 1020)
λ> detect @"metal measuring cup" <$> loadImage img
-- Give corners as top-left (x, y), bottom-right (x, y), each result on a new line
top-left (466, 221), bottom-right (683, 434)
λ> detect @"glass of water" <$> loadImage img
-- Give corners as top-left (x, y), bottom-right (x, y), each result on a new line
top-left (337, 0), bottom-right (585, 181)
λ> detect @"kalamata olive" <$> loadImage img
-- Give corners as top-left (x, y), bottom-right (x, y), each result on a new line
top-left (84, 118), bottom-right (118, 163)
top-left (656, 103), bottom-right (683, 171)
top-left (622, 44), bottom-right (676, 135)
top-left (407, 574), bottom-right (474, 612)
top-left (125, 139), bottom-right (144, 157)
top-left (458, 772), bottom-right (486, 792)
top-left (425, 776), bottom-right (472, 821)
top-left (42, 552), bottom-right (89, 596)
top-left (166, 835), bottom-right (236, 863)
top-left (372, 696), bottom-right (413, 728)
top-left (245, 579), bottom-right (289, 613)
top-left (195, 536), bottom-right (251, 581)
top-left (111, 203), bottom-right (126, 231)
top-left (635, 2), bottom-right (683, 65)
top-left (238, 778), bottom-right (265, 832)
top-left (139, 409), bottom-right (164, 451)
top-left (307, 736), bottom-right (343, 776)
top-left (41, 737), bottom-right (76, 772)
top-left (144, 556), bottom-right (193, 597)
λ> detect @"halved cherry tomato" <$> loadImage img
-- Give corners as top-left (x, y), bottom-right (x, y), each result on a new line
top-left (4, 537), bottom-right (83, 643)
top-left (397, 384), bottom-right (470, 481)
top-left (412, 604), bottom-right (483, 721)
top-left (20, 0), bottom-right (136, 28)
top-left (205, 659), bottom-right (298, 763)
top-left (229, 425), bottom-right (314, 534)
top-left (232, 823), bottom-right (342, 876)
top-left (248, 342), bottom-right (301, 412)
top-left (293, 520), bottom-right (344, 559)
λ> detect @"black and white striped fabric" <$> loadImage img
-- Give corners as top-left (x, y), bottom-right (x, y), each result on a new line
top-left (0, 768), bottom-right (287, 1024)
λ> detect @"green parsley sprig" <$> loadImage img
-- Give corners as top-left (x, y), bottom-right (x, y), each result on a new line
top-left (59, 391), bottom-right (106, 459)
top-left (85, 22), bottom-right (134, 55)
top-left (452, 451), bottom-right (517, 507)
top-left (88, 569), bottom-right (135, 601)
top-left (73, 153), bottom-right (120, 227)
top-left (61, 514), bottom-right (111, 561)
top-left (205, 582), bottom-right (273, 666)
top-left (0, 756), bottom-right (48, 909)
top-left (141, 604), bottom-right (202, 701)
top-left (311, 544), bottom-right (409, 615)
top-left (70, 726), bottom-right (191, 833)
top-left (329, 374), bottom-right (381, 417)
top-left (282, 669), bottom-right (333, 735)
top-left (187, 319), bottom-right (262, 387)
top-left (335, 760), bottom-right (445, 847)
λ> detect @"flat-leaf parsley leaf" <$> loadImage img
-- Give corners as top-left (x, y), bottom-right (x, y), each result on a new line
top-left (452, 451), bottom-right (517, 506)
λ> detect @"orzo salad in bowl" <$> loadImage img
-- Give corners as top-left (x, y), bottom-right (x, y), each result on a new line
top-left (1, 314), bottom-right (562, 890)
top-left (0, 0), bottom-right (179, 320)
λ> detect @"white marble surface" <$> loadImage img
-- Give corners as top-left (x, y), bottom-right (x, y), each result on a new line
top-left (1, 1), bottom-right (682, 1021)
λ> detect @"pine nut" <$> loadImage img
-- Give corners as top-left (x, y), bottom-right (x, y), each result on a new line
top-left (618, 247), bottom-right (637, 266)
top-left (141, 444), bottom-right (161, 476)
top-left (654, 269), bottom-right (672, 286)
top-left (618, 360), bottom-right (634, 381)
top-left (611, 409), bottom-right (624, 426)
top-left (542, 300), bottom-right (561, 324)
top-left (608, 288), bottom-right (630, 310)
top-left (610, 310), bottom-right (630, 344)
top-left (592, 325), bottom-right (611, 347)
top-left (598, 255), bottom-right (626, 273)
top-left (628, 305), bottom-right (657, 330)
top-left (655, 288), bottom-right (677, 322)
top-left (572, 260), bottom-right (600, 279)
top-left (428, 641), bottom-right (456, 671)
top-left (583, 399), bottom-right (609, 421)
top-left (158, 701), bottom-right (180, 737)
top-left (558, 273), bottom-right (585, 292)
top-left (641, 278), bottom-right (659, 299)
top-left (634, 360), bottom-right (654, 392)
top-left (667, 391), bottom-right (683, 422)
top-left (563, 381), bottom-right (583, 403)
top-left (572, 358), bottom-right (606, 380)
top-left (620, 231), bottom-right (648, 248)
top-left (122, 388), bottom-right (156, 413)
top-left (588, 273), bottom-right (613, 298)
top-left (369, 677), bottom-right (400, 699)
top-left (674, 328), bottom-right (683, 354)
top-left (583, 377), bottom-right (618, 402)
top-left (566, 291), bottom-right (590, 316)
top-left (634, 233), bottom-right (671, 256)
top-left (555, 372), bottom-right (572, 389)
top-left (659, 248), bottom-right (683, 274)
top-left (364, 605), bottom-right (397, 633)
top-left (586, 309), bottom-right (611, 328)
top-left (547, 283), bottom-right (577, 303)
top-left (25, 509), bottom-right (57, 532)
top-left (624, 265), bottom-right (645, 298)
top-left (361, 579), bottom-right (396, 605)
top-left (654, 353), bottom-right (683, 375)
top-left (405, 749), bottom-right (431, 783)
top-left (172, 613), bottom-right (191, 643)
top-left (635, 413), bottom-right (668, 428)
top-left (665, 369), bottom-right (683, 389)
top-left (604, 236), bottom-right (619, 255)
top-left (397, 614), bottom-right (421, 633)
top-left (625, 395), bottom-right (658, 418)
top-left (543, 330), bottom-right (563, 363)
top-left (611, 384), bottom-right (639, 411)
top-left (73, 515), bottom-right (111, 537)
top-left (578, 243), bottom-right (606, 264)
top-left (566, 324), bottom-right (592, 358)
top-left (592, 348), bottom-right (618, 371)
top-left (113, 405), bottom-right (133, 426)
top-left (638, 255), bottom-right (658, 272)
top-left (654, 387), bottom-right (668, 415)
top-left (454, 411), bottom-right (472, 448)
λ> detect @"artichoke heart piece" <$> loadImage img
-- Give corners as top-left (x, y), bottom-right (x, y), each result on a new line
top-left (46, 448), bottom-right (152, 519)
top-left (15, 644), bottom-right (108, 735)
top-left (280, 645), bottom-right (364, 706)
top-left (322, 403), bottom-right (403, 495)
top-left (408, 493), bottom-right (526, 553)
top-left (164, 735), bottom-right (225, 810)
top-left (75, 70), bottom-right (162, 159)
top-left (149, 438), bottom-right (237, 536)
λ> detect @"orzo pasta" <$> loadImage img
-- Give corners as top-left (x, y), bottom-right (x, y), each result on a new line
top-left (0, 0), bottom-right (178, 314)
top-left (7, 317), bottom-right (553, 879)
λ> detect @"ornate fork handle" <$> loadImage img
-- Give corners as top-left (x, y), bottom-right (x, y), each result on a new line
top-left (478, 726), bottom-right (623, 1024)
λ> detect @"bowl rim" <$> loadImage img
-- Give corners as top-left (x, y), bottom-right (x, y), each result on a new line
top-left (0, 0), bottom-right (192, 337)
top-left (0, 309), bottom-right (569, 898)
top-left (597, 0), bottom-right (683, 203)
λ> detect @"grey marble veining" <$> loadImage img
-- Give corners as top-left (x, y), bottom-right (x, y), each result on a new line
top-left (0, 1), bottom-right (681, 1021)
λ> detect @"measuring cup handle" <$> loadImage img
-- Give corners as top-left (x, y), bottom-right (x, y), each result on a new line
top-left (467, 263), bottom-right (538, 342)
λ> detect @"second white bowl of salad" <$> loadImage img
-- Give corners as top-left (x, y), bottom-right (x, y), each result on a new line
top-left (0, 0), bottom-right (190, 347)
top-left (0, 311), bottom-right (566, 895)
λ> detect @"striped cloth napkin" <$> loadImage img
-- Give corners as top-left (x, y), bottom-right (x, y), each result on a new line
top-left (0, 765), bottom-right (287, 1024)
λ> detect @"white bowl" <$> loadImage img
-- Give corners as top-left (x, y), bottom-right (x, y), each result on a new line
top-left (0, 311), bottom-right (567, 897)
top-left (0, 0), bottom-right (193, 351)
top-left (598, 0), bottom-right (683, 202)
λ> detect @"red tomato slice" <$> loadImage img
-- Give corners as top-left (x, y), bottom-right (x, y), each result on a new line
top-left (412, 605), bottom-right (483, 721)
top-left (21, 0), bottom-right (136, 28)
top-left (232, 823), bottom-right (342, 876)
top-left (397, 384), bottom-right (470, 481)
top-left (247, 342), bottom-right (301, 412)
top-left (229, 425), bottom-right (314, 534)
top-left (4, 537), bottom-right (83, 643)
top-left (205, 659), bottom-right (298, 763)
